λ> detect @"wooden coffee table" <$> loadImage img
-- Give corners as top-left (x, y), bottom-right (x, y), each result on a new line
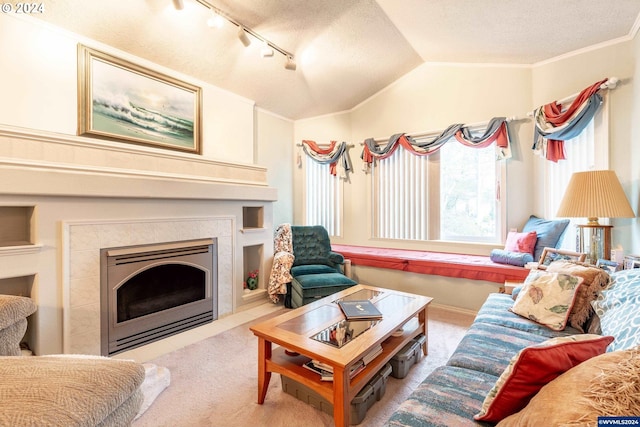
top-left (250, 284), bottom-right (432, 427)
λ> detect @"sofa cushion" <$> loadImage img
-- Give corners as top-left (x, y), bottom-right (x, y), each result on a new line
top-left (0, 295), bottom-right (37, 356)
top-left (546, 260), bottom-right (610, 332)
top-left (522, 215), bottom-right (570, 262)
top-left (474, 334), bottom-right (613, 423)
top-left (497, 347), bottom-right (640, 427)
top-left (592, 268), bottom-right (640, 351)
top-left (385, 365), bottom-right (497, 427)
top-left (0, 295), bottom-right (37, 330)
top-left (447, 322), bottom-right (550, 377)
top-left (0, 355), bottom-right (145, 427)
top-left (473, 293), bottom-right (582, 338)
top-left (510, 270), bottom-right (583, 331)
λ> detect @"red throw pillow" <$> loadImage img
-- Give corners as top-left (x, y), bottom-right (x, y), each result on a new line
top-left (474, 334), bottom-right (614, 423)
top-left (504, 231), bottom-right (537, 256)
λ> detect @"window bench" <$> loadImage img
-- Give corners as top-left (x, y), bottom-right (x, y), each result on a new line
top-left (331, 244), bottom-right (530, 284)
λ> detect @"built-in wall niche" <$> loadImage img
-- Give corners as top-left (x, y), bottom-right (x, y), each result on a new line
top-left (242, 206), bottom-right (264, 231)
top-left (243, 244), bottom-right (263, 294)
top-left (0, 275), bottom-right (35, 353)
top-left (0, 206), bottom-right (35, 246)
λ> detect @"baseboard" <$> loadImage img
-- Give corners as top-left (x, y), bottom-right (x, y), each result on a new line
top-left (430, 302), bottom-right (477, 317)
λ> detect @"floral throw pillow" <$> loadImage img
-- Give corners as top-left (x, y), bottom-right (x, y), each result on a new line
top-left (510, 270), bottom-right (584, 331)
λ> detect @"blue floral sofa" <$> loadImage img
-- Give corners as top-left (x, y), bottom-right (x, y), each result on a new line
top-left (386, 265), bottom-right (640, 426)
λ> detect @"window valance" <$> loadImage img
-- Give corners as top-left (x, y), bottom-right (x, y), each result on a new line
top-left (532, 78), bottom-right (609, 162)
top-left (300, 140), bottom-right (352, 177)
top-left (361, 117), bottom-right (511, 172)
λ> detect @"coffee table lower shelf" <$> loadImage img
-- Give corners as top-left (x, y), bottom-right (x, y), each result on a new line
top-left (269, 320), bottom-right (426, 404)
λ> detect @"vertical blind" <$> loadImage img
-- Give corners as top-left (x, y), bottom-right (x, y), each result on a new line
top-left (305, 157), bottom-right (342, 236)
top-left (373, 147), bottom-right (429, 240)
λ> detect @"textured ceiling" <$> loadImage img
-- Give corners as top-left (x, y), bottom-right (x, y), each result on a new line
top-left (33, 0), bottom-right (640, 120)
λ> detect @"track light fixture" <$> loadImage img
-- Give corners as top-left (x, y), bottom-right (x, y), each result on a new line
top-left (261, 41), bottom-right (274, 58)
top-left (172, 0), bottom-right (184, 10)
top-left (284, 56), bottom-right (297, 71)
top-left (237, 26), bottom-right (251, 47)
top-left (193, 0), bottom-right (297, 71)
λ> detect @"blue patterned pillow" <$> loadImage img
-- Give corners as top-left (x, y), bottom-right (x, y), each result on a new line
top-left (592, 269), bottom-right (640, 351)
top-left (522, 215), bottom-right (570, 262)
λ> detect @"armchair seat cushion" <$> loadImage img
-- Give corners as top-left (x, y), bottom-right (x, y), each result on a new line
top-left (291, 273), bottom-right (357, 308)
top-left (291, 264), bottom-right (339, 276)
top-left (294, 273), bottom-right (357, 290)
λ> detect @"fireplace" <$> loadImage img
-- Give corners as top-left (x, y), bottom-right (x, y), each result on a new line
top-left (100, 238), bottom-right (217, 356)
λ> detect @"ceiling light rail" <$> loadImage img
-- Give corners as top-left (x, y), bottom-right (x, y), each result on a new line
top-left (191, 0), bottom-right (296, 70)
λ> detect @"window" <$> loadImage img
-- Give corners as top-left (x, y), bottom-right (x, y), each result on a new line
top-left (304, 157), bottom-right (342, 236)
top-left (372, 140), bottom-right (504, 243)
top-left (544, 98), bottom-right (609, 250)
top-left (440, 142), bottom-right (502, 242)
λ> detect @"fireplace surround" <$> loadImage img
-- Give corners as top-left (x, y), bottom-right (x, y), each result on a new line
top-left (100, 238), bottom-right (217, 356)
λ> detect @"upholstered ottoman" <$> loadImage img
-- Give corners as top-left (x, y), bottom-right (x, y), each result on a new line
top-left (290, 272), bottom-right (357, 308)
top-left (0, 355), bottom-right (145, 426)
top-left (0, 294), bottom-right (37, 356)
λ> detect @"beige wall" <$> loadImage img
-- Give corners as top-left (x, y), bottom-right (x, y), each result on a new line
top-left (256, 108), bottom-right (295, 227)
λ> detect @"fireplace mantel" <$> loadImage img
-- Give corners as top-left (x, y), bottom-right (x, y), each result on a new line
top-left (0, 124), bottom-right (277, 201)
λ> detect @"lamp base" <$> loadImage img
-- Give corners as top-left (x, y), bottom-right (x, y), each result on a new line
top-left (577, 224), bottom-right (612, 264)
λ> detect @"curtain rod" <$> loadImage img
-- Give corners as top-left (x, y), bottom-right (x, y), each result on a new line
top-left (527, 77), bottom-right (619, 117)
top-left (364, 116), bottom-right (523, 145)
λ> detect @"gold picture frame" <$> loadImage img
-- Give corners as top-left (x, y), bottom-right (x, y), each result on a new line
top-left (77, 45), bottom-right (202, 154)
top-left (538, 248), bottom-right (587, 270)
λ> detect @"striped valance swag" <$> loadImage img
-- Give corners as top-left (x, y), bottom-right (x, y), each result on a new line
top-left (361, 117), bottom-right (512, 172)
top-left (300, 140), bottom-right (352, 177)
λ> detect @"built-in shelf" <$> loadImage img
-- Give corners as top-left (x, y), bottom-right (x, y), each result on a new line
top-left (243, 244), bottom-right (264, 292)
top-left (242, 206), bottom-right (264, 229)
top-left (0, 206), bottom-right (35, 247)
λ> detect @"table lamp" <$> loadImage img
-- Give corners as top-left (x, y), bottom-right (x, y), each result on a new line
top-left (556, 170), bottom-right (635, 263)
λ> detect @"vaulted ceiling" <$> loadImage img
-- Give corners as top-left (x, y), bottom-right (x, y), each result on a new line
top-left (34, 0), bottom-right (640, 120)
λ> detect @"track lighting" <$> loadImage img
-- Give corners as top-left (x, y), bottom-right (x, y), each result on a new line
top-left (261, 42), bottom-right (274, 58)
top-left (172, 0), bottom-right (184, 10)
top-left (284, 56), bottom-right (297, 71)
top-left (193, 0), bottom-right (296, 71)
top-left (237, 26), bottom-right (251, 47)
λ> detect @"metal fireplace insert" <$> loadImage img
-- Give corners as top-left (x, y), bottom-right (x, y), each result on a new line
top-left (100, 238), bottom-right (217, 356)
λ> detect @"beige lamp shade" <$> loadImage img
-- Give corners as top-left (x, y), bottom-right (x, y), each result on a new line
top-left (556, 170), bottom-right (635, 224)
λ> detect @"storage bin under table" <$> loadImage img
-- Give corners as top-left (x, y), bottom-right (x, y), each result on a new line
top-left (290, 273), bottom-right (357, 308)
top-left (280, 363), bottom-right (392, 425)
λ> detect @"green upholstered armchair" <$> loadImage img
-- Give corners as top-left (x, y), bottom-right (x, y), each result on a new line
top-left (287, 225), bottom-right (356, 308)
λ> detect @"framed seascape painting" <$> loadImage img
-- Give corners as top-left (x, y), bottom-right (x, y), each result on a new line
top-left (77, 45), bottom-right (202, 154)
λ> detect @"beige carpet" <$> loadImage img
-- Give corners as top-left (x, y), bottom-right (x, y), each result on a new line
top-left (132, 305), bottom-right (474, 427)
